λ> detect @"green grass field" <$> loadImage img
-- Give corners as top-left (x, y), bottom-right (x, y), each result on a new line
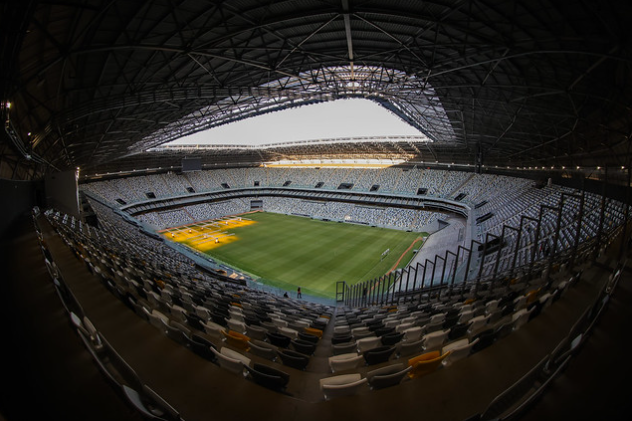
top-left (194, 212), bottom-right (424, 298)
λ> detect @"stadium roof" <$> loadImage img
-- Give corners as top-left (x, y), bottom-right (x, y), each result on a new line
top-left (2, 0), bottom-right (632, 179)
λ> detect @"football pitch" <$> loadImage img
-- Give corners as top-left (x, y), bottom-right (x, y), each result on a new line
top-left (162, 212), bottom-right (425, 298)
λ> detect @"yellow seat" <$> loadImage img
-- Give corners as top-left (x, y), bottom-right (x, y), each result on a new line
top-left (407, 351), bottom-right (451, 379)
top-left (304, 327), bottom-right (323, 338)
top-left (221, 329), bottom-right (251, 351)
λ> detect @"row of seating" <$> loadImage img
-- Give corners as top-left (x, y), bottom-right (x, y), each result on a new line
top-left (33, 212), bottom-right (184, 421)
top-left (35, 203), bottom-right (624, 416)
top-left (81, 167), bottom-right (533, 207)
top-left (44, 194), bottom-right (589, 403)
top-left (41, 201), bottom-right (606, 409)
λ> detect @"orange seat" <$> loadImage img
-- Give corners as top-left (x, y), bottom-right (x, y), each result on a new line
top-left (525, 288), bottom-right (541, 304)
top-left (304, 327), bottom-right (323, 338)
top-left (407, 351), bottom-right (451, 379)
top-left (222, 329), bottom-right (251, 351)
top-left (408, 350), bottom-right (440, 366)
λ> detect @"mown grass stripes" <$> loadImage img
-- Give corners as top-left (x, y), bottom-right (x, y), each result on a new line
top-left (198, 212), bottom-right (423, 298)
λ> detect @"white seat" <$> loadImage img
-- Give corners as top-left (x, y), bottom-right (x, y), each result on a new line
top-left (351, 326), bottom-right (370, 338)
top-left (148, 310), bottom-right (169, 330)
top-left (228, 305), bottom-right (243, 314)
top-left (402, 326), bottom-right (423, 342)
top-left (352, 329), bottom-right (375, 340)
top-left (441, 338), bottom-right (479, 367)
top-left (356, 336), bottom-right (381, 353)
top-left (485, 299), bottom-right (499, 314)
top-left (195, 305), bottom-right (211, 320)
top-left (513, 296), bottom-right (527, 311)
top-left (320, 374), bottom-right (368, 400)
top-left (227, 319), bottom-right (246, 334)
top-left (170, 320), bottom-right (191, 337)
top-left (202, 320), bottom-right (224, 338)
top-left (539, 293), bottom-right (553, 310)
top-left (468, 314), bottom-right (491, 335)
top-left (169, 304), bottom-right (188, 323)
top-left (395, 322), bottom-right (414, 333)
top-left (70, 313), bottom-right (103, 352)
top-left (221, 347), bottom-right (251, 366)
top-left (422, 329), bottom-right (449, 351)
top-left (511, 307), bottom-right (534, 330)
top-left (328, 353), bottom-right (364, 373)
top-left (278, 326), bottom-right (299, 340)
top-left (227, 311), bottom-right (245, 323)
top-left (459, 304), bottom-right (472, 313)
top-left (293, 320), bottom-right (310, 329)
top-left (271, 318), bottom-right (288, 328)
top-left (211, 347), bottom-right (246, 375)
top-left (384, 319), bottom-right (400, 328)
top-left (334, 326), bottom-right (351, 335)
top-left (458, 310), bottom-right (473, 324)
top-left (430, 313), bottom-right (446, 323)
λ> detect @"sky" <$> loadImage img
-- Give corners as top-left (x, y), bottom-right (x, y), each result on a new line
top-left (166, 98), bottom-right (421, 146)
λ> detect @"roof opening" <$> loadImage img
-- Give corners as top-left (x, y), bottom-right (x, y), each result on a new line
top-left (165, 98), bottom-right (420, 147)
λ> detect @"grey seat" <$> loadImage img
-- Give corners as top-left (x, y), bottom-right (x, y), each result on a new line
top-left (367, 363), bottom-right (412, 389)
top-left (249, 339), bottom-right (278, 361)
top-left (397, 338), bottom-right (424, 357)
top-left (122, 384), bottom-right (180, 421)
top-left (320, 374), bottom-right (368, 400)
top-left (245, 324), bottom-right (268, 341)
top-left (332, 341), bottom-right (357, 355)
top-left (245, 363), bottom-right (290, 390)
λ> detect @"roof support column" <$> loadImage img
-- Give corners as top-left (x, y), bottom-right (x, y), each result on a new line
top-left (341, 0), bottom-right (354, 78)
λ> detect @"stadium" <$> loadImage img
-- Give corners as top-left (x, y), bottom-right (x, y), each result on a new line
top-left (1, 2), bottom-right (631, 421)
